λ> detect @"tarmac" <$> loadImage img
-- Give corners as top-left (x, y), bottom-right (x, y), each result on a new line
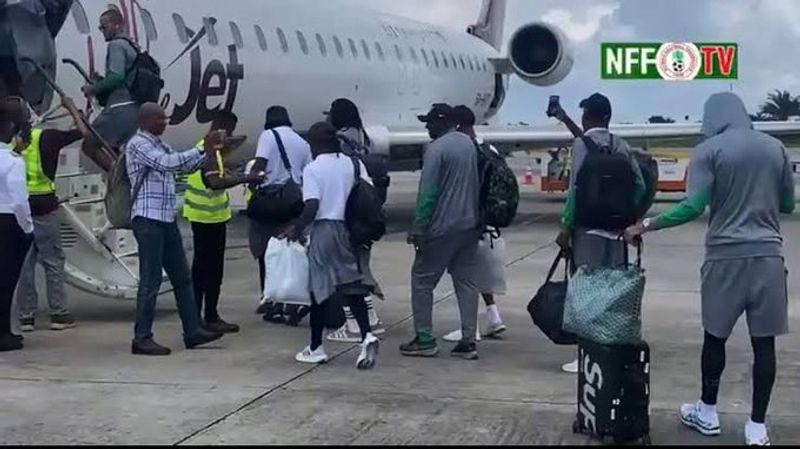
top-left (1, 159), bottom-right (799, 445)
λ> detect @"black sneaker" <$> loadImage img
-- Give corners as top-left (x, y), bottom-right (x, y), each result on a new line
top-left (184, 329), bottom-right (224, 349)
top-left (0, 334), bottom-right (23, 352)
top-left (451, 340), bottom-right (478, 360)
top-left (20, 316), bottom-right (34, 332)
top-left (262, 303), bottom-right (286, 324)
top-left (204, 318), bottom-right (240, 334)
top-left (132, 339), bottom-right (172, 356)
top-left (50, 313), bottom-right (76, 331)
top-left (399, 337), bottom-right (439, 357)
top-left (286, 305), bottom-right (310, 327)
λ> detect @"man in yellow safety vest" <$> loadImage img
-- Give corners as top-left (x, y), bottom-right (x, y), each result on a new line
top-left (183, 111), bottom-right (264, 333)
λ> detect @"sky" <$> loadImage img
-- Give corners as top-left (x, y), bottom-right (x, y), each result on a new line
top-left (358, 0), bottom-right (800, 124)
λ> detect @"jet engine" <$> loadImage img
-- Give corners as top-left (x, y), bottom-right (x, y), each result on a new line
top-left (508, 22), bottom-right (574, 86)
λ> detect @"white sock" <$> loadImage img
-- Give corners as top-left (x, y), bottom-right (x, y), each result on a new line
top-left (366, 297), bottom-right (380, 326)
top-left (746, 419), bottom-right (767, 432)
top-left (486, 305), bottom-right (502, 325)
top-left (699, 401), bottom-right (717, 419)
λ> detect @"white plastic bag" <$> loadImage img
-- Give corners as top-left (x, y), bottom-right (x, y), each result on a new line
top-left (473, 234), bottom-right (507, 295)
top-left (263, 238), bottom-right (311, 306)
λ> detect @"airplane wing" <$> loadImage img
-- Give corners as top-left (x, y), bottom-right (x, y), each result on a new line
top-left (387, 121), bottom-right (800, 150)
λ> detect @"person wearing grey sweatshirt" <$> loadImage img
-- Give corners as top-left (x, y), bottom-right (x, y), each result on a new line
top-left (626, 92), bottom-right (795, 446)
top-left (400, 104), bottom-right (482, 360)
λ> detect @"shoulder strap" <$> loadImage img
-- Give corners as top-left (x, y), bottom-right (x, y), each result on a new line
top-left (270, 129), bottom-right (293, 172)
top-left (350, 155), bottom-right (361, 183)
top-left (545, 249), bottom-right (572, 283)
top-left (114, 37), bottom-right (141, 56)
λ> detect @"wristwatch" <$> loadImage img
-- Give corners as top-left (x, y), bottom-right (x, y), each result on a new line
top-left (642, 218), bottom-right (653, 231)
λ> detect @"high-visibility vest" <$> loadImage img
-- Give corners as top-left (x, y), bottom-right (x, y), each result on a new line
top-left (23, 128), bottom-right (55, 196)
top-left (183, 139), bottom-right (232, 224)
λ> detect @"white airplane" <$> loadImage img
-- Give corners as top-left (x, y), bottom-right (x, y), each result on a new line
top-left (3, 0), bottom-right (799, 300)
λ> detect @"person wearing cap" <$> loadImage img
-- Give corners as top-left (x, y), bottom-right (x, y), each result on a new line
top-left (400, 103), bottom-right (482, 360)
top-left (440, 105), bottom-right (508, 343)
top-left (552, 93), bottom-right (645, 373)
top-left (249, 106), bottom-right (313, 322)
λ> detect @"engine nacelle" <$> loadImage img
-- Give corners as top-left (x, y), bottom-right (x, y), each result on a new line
top-left (508, 22), bottom-right (574, 86)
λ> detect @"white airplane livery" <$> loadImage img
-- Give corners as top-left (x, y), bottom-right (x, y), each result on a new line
top-left (2, 0), bottom-right (799, 300)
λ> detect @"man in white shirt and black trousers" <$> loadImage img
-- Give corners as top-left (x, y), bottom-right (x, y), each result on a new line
top-left (0, 97), bottom-right (34, 352)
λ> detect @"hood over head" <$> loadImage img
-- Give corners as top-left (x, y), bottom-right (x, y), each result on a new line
top-left (701, 92), bottom-right (753, 139)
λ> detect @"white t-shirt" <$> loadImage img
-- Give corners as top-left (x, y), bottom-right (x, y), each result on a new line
top-left (302, 153), bottom-right (372, 221)
top-left (255, 126), bottom-right (312, 186)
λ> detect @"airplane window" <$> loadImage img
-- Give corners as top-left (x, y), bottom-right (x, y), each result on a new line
top-left (230, 22), bottom-right (244, 49)
top-left (459, 55), bottom-right (466, 70)
top-left (409, 47), bottom-right (418, 64)
top-left (420, 48), bottom-right (429, 66)
top-left (255, 25), bottom-right (268, 51)
top-left (297, 31), bottom-right (309, 55)
top-left (203, 17), bottom-right (218, 46)
top-left (348, 38), bottom-right (358, 58)
top-left (468, 56), bottom-right (474, 71)
top-left (394, 45), bottom-right (403, 62)
top-left (70, 1), bottom-right (90, 34)
top-left (375, 42), bottom-right (385, 61)
top-left (441, 51), bottom-right (448, 68)
top-left (333, 36), bottom-right (344, 58)
top-left (139, 8), bottom-right (157, 42)
top-left (361, 40), bottom-right (371, 60)
top-left (431, 49), bottom-right (439, 68)
top-left (316, 34), bottom-right (327, 57)
top-left (276, 28), bottom-right (289, 53)
top-left (482, 61), bottom-right (488, 72)
top-left (450, 54), bottom-right (458, 70)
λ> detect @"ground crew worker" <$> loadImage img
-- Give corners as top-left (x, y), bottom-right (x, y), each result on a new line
top-left (184, 111), bottom-right (263, 334)
top-left (17, 94), bottom-right (91, 333)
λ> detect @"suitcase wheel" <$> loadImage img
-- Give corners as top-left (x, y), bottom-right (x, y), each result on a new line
top-left (572, 420), bottom-right (583, 435)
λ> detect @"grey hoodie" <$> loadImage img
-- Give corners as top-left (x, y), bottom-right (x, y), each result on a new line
top-left (689, 92), bottom-right (795, 260)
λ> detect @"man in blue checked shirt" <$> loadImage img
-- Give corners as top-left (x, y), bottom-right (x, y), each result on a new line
top-left (126, 103), bottom-right (232, 356)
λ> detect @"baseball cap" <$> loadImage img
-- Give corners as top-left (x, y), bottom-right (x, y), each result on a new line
top-left (452, 105), bottom-right (476, 128)
top-left (579, 93), bottom-right (612, 120)
top-left (417, 103), bottom-right (454, 123)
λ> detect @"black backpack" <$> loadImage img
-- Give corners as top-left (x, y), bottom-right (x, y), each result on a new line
top-left (574, 135), bottom-right (638, 231)
top-left (338, 134), bottom-right (390, 205)
top-left (476, 141), bottom-right (519, 229)
top-left (345, 156), bottom-right (387, 247)
top-left (632, 151), bottom-right (659, 219)
top-left (117, 37), bottom-right (164, 104)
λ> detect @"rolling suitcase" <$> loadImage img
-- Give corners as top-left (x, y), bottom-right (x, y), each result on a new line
top-left (573, 338), bottom-right (651, 445)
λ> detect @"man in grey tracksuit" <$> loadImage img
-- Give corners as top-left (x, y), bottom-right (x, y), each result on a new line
top-left (400, 103), bottom-right (482, 360)
top-left (626, 92), bottom-right (795, 446)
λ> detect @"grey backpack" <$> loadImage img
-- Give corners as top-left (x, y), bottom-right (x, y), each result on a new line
top-left (105, 154), bottom-right (147, 229)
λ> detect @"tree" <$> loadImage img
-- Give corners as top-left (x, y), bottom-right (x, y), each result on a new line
top-left (759, 90), bottom-right (800, 121)
top-left (647, 115), bottom-right (675, 124)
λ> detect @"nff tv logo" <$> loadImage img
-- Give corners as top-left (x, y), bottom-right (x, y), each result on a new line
top-left (602, 43), bottom-right (738, 81)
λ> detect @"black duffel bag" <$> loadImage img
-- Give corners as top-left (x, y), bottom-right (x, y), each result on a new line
top-left (246, 129), bottom-right (304, 224)
top-left (528, 249), bottom-right (577, 345)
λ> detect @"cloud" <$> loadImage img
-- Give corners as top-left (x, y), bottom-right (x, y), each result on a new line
top-left (541, 3), bottom-right (620, 42)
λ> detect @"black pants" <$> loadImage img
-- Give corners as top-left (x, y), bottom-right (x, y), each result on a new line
top-left (0, 215), bottom-right (32, 336)
top-left (310, 294), bottom-right (371, 350)
top-left (701, 332), bottom-right (777, 423)
top-left (191, 222), bottom-right (227, 323)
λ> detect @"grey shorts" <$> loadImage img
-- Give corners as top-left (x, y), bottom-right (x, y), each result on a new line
top-left (701, 257), bottom-right (789, 339)
top-left (92, 103), bottom-right (139, 149)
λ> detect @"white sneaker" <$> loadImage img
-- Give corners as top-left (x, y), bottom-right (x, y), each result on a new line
top-left (561, 359), bottom-right (579, 373)
top-left (356, 333), bottom-right (380, 370)
top-left (483, 322), bottom-right (507, 339)
top-left (745, 419), bottom-right (771, 446)
top-left (295, 346), bottom-right (328, 364)
top-left (680, 401), bottom-right (721, 436)
top-left (443, 329), bottom-right (482, 343)
top-left (327, 323), bottom-right (386, 343)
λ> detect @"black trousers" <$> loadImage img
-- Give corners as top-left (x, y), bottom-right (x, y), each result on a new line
top-left (0, 215), bottom-right (32, 336)
top-left (191, 222), bottom-right (227, 323)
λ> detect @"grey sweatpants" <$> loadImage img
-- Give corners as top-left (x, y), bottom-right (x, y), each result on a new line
top-left (16, 211), bottom-right (68, 317)
top-left (411, 229), bottom-right (481, 342)
top-left (701, 256), bottom-right (789, 339)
